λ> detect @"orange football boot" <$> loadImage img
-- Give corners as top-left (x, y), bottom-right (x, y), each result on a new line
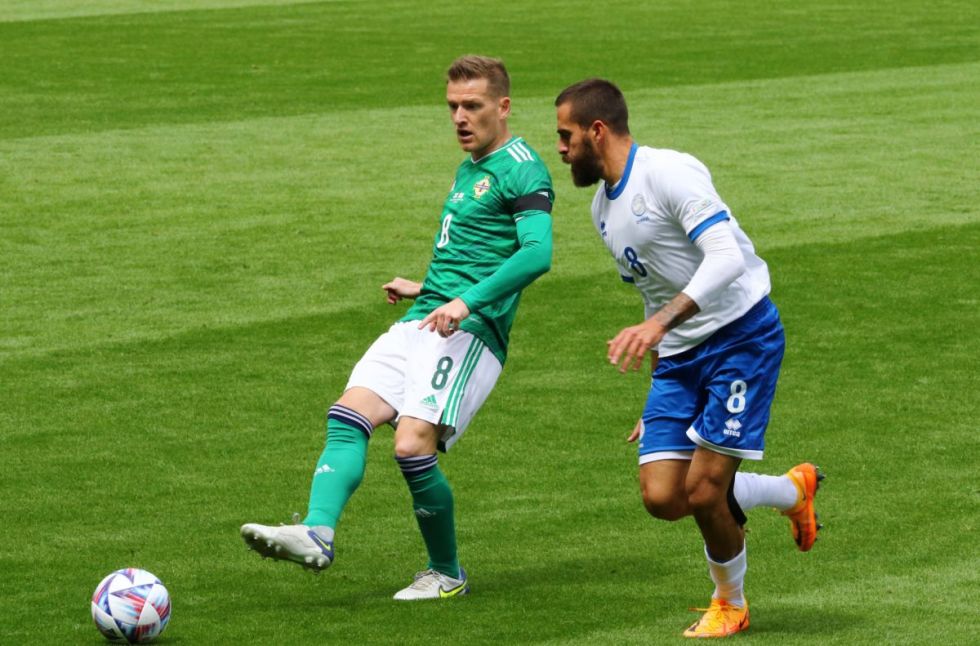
top-left (683, 598), bottom-right (749, 638)
top-left (782, 463), bottom-right (824, 551)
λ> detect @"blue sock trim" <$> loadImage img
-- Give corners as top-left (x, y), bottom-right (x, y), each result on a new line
top-left (328, 405), bottom-right (373, 438)
top-left (395, 454), bottom-right (438, 478)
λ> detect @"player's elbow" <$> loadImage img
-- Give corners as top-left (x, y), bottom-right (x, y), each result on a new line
top-left (523, 241), bottom-right (552, 277)
top-left (695, 223), bottom-right (745, 286)
top-left (536, 251), bottom-right (552, 276)
top-left (726, 254), bottom-right (746, 285)
top-left (731, 245), bottom-right (746, 274)
top-left (708, 249), bottom-right (746, 291)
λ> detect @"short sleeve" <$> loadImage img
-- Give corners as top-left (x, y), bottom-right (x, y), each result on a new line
top-left (504, 159), bottom-right (554, 221)
top-left (652, 153), bottom-right (729, 241)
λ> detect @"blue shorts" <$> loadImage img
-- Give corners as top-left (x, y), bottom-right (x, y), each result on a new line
top-left (639, 297), bottom-right (785, 463)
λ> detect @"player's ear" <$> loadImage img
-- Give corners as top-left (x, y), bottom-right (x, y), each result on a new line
top-left (589, 120), bottom-right (605, 142)
top-left (498, 96), bottom-right (511, 118)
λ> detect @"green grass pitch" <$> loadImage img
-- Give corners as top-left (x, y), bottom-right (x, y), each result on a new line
top-left (1, 1), bottom-right (978, 643)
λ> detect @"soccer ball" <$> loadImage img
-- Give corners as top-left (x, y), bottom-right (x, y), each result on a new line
top-left (91, 568), bottom-right (171, 643)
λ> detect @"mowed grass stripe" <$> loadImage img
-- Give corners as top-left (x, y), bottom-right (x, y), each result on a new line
top-left (0, 0), bottom-right (324, 23)
top-left (3, 62), bottom-right (977, 360)
top-left (1, 223), bottom-right (977, 643)
top-left (1, 0), bottom-right (977, 139)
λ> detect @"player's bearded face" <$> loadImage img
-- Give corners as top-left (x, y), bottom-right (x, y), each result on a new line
top-left (556, 104), bottom-right (603, 187)
top-left (568, 137), bottom-right (602, 187)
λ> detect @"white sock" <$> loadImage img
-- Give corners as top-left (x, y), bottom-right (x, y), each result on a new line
top-left (734, 472), bottom-right (798, 512)
top-left (706, 544), bottom-right (747, 608)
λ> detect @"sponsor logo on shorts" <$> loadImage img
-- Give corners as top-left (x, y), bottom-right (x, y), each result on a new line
top-left (724, 418), bottom-right (742, 438)
top-left (420, 394), bottom-right (439, 409)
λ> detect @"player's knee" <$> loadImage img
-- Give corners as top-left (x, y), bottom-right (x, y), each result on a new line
top-left (642, 496), bottom-right (687, 521)
top-left (395, 429), bottom-right (436, 458)
top-left (392, 421), bottom-right (438, 457)
top-left (393, 436), bottom-right (426, 458)
top-left (641, 483), bottom-right (687, 521)
top-left (685, 476), bottom-right (726, 513)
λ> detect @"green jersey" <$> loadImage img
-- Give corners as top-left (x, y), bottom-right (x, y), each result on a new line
top-left (403, 136), bottom-right (554, 364)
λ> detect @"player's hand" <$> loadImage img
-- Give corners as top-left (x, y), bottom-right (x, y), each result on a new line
top-left (627, 418), bottom-right (642, 443)
top-left (382, 277), bottom-right (422, 304)
top-left (418, 298), bottom-right (471, 337)
top-left (607, 320), bottom-right (664, 374)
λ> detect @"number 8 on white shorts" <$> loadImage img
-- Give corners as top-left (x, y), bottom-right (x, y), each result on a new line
top-left (346, 321), bottom-right (503, 451)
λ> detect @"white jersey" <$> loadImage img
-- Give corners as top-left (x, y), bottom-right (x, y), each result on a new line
top-left (592, 144), bottom-right (771, 357)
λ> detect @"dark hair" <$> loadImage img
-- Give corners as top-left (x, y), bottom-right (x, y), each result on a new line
top-left (555, 78), bottom-right (630, 135)
top-left (447, 55), bottom-right (510, 98)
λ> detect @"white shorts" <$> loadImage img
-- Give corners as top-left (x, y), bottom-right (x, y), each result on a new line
top-left (346, 321), bottom-right (503, 451)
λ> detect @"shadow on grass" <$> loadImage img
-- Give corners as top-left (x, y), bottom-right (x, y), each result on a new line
top-left (751, 605), bottom-right (865, 638)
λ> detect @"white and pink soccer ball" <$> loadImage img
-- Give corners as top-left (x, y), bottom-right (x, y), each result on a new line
top-left (91, 568), bottom-right (171, 643)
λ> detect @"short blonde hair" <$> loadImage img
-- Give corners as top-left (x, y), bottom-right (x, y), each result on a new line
top-left (447, 55), bottom-right (510, 98)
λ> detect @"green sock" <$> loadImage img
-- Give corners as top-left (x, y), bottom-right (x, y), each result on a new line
top-left (303, 412), bottom-right (369, 529)
top-left (396, 455), bottom-right (460, 579)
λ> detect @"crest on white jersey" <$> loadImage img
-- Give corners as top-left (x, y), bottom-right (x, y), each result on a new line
top-left (631, 194), bottom-right (647, 216)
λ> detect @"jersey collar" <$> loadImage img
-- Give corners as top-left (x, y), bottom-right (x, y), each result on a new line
top-left (470, 136), bottom-right (519, 164)
top-left (604, 142), bottom-right (638, 200)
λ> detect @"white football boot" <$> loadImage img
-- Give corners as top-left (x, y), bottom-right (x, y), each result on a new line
top-left (240, 522), bottom-right (334, 572)
top-left (393, 568), bottom-right (469, 600)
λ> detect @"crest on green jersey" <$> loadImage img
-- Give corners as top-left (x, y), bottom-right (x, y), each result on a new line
top-left (473, 175), bottom-right (491, 199)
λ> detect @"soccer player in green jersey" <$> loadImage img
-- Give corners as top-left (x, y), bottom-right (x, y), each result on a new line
top-left (241, 55), bottom-right (554, 600)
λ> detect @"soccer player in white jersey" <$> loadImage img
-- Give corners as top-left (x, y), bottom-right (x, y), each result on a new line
top-left (240, 56), bottom-right (554, 600)
top-left (555, 78), bottom-right (823, 638)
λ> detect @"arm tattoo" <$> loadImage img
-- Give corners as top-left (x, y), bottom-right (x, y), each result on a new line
top-left (651, 293), bottom-right (701, 331)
